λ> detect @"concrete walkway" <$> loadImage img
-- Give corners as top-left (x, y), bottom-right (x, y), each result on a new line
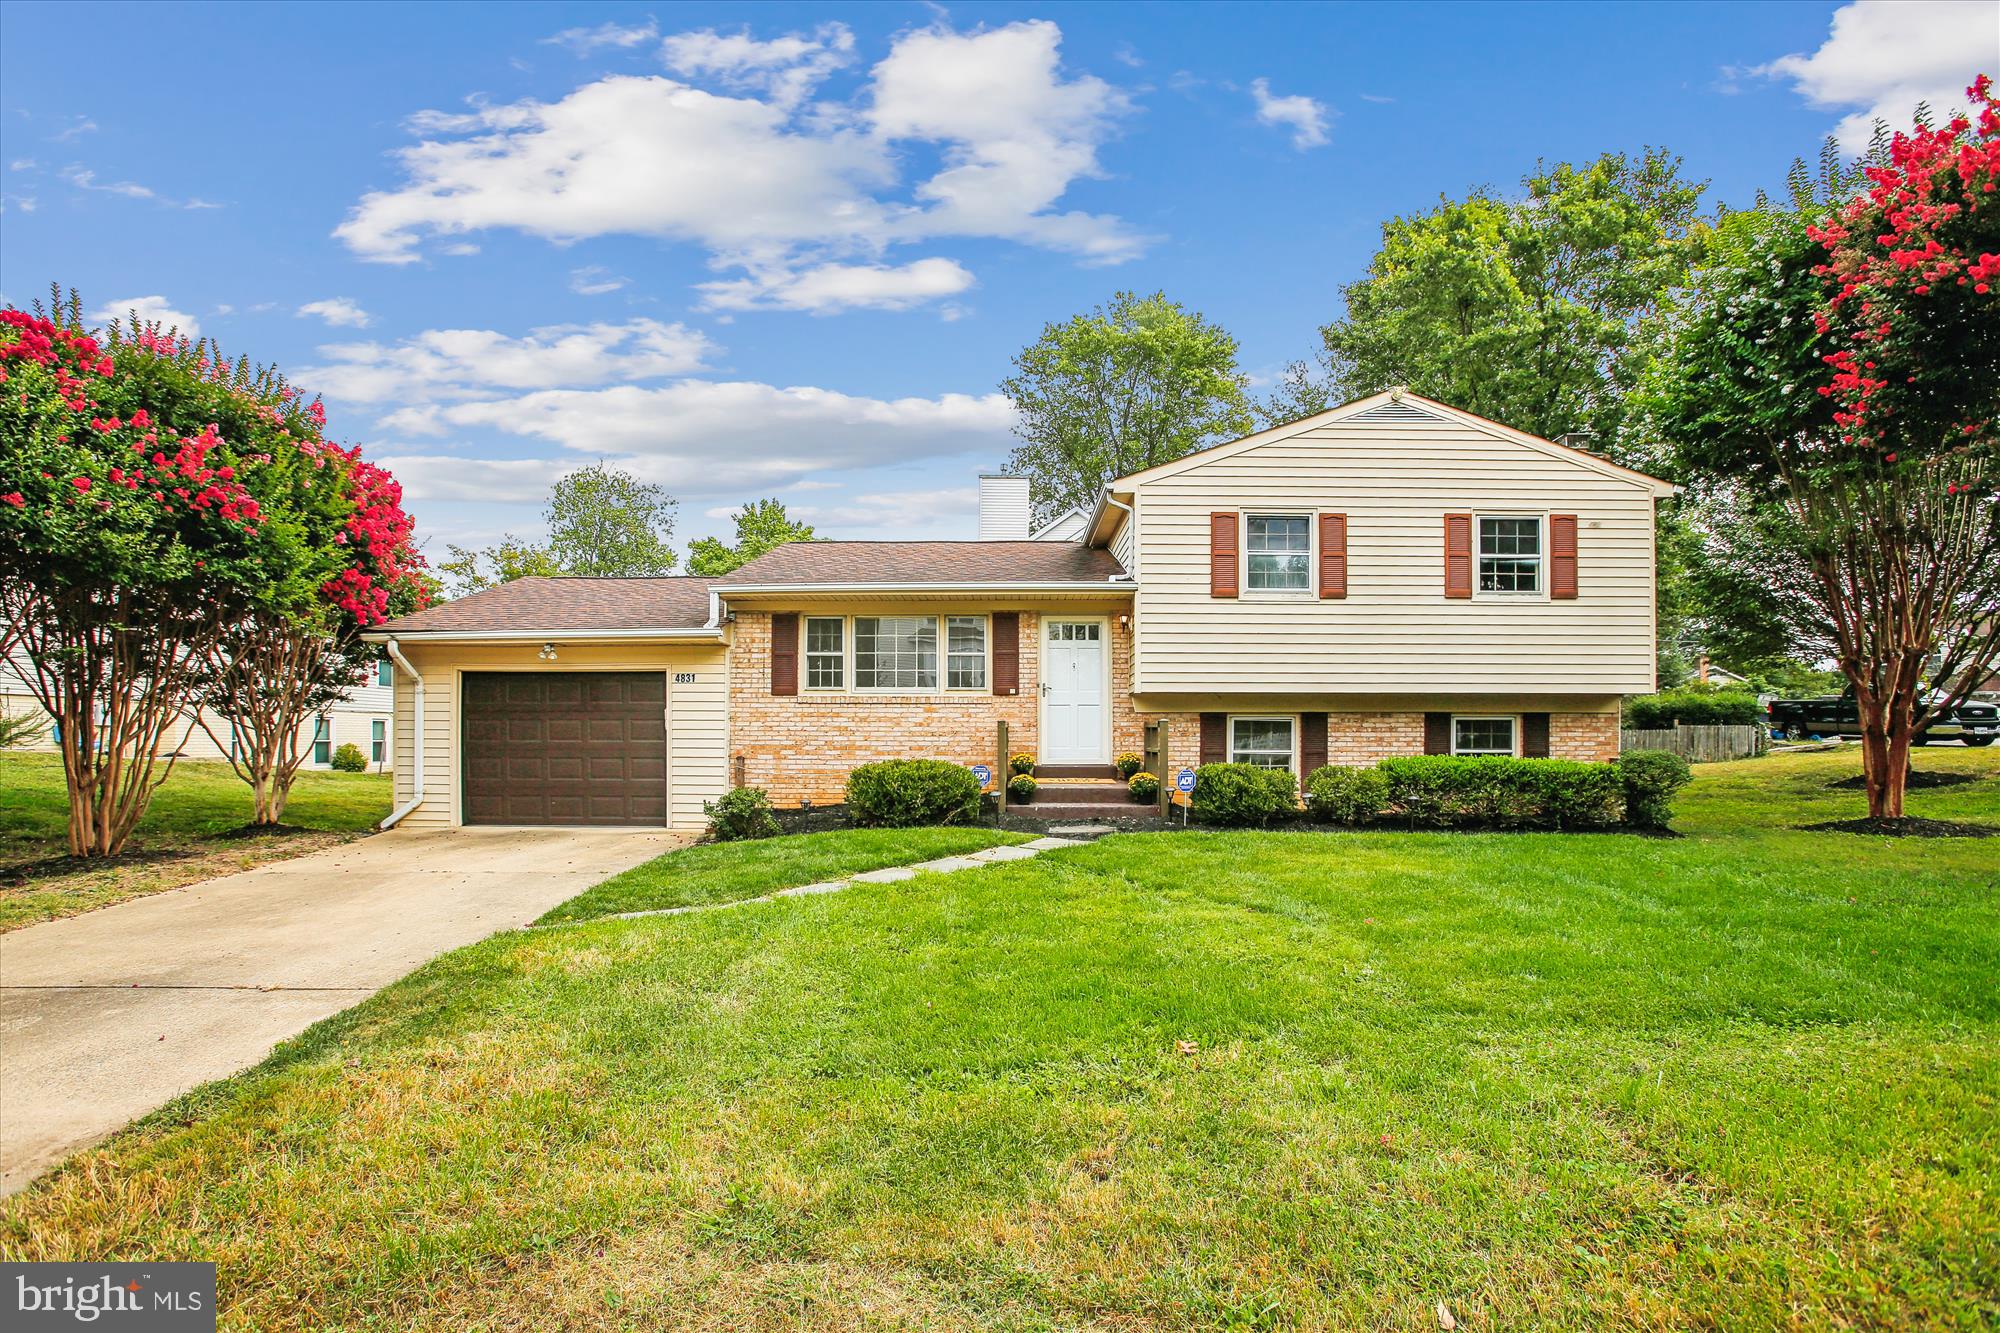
top-left (0, 827), bottom-right (681, 1195)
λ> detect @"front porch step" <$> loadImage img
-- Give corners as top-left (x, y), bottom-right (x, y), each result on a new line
top-left (1019, 781), bottom-right (1132, 806)
top-left (1033, 764), bottom-right (1121, 780)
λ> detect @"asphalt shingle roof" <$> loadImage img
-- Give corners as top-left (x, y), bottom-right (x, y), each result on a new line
top-left (720, 541), bottom-right (1126, 586)
top-left (375, 577), bottom-right (720, 634)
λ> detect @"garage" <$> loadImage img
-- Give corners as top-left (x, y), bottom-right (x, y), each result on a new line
top-left (461, 672), bottom-right (668, 826)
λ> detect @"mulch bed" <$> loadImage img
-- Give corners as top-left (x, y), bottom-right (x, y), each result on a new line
top-left (1800, 816), bottom-right (1999, 838)
top-left (214, 822), bottom-right (317, 839)
top-left (1827, 770), bottom-right (1976, 790)
top-left (0, 848), bottom-right (183, 887)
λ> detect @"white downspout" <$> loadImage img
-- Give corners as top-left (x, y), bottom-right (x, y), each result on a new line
top-left (380, 637), bottom-right (425, 829)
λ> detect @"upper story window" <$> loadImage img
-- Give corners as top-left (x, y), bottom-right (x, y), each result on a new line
top-left (376, 659), bottom-right (393, 687)
top-left (854, 615), bottom-right (938, 691)
top-left (946, 616), bottom-right (987, 689)
top-left (1246, 515), bottom-right (1311, 591)
top-left (1230, 715), bottom-right (1296, 771)
top-left (1453, 715), bottom-right (1516, 756)
top-left (805, 616), bottom-right (845, 689)
top-left (1478, 516), bottom-right (1542, 594)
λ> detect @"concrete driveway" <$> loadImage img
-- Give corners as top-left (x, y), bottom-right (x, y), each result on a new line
top-left (0, 826), bottom-right (681, 1195)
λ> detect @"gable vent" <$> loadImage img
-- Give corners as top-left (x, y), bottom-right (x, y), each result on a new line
top-left (1347, 400), bottom-right (1440, 425)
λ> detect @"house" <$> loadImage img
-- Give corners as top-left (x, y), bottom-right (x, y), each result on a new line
top-left (363, 390), bottom-right (1675, 829)
top-left (0, 650), bottom-right (396, 772)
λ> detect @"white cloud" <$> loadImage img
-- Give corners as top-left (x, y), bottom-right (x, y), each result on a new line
top-left (1750, 0), bottom-right (1991, 147)
top-left (568, 265), bottom-right (627, 295)
top-left (299, 317), bottom-right (718, 406)
top-left (51, 117), bottom-right (96, 143)
top-left (297, 297), bottom-right (371, 327)
top-left (791, 485), bottom-right (980, 535)
top-left (61, 165), bottom-right (152, 200)
top-left (91, 296), bottom-right (200, 336)
top-left (542, 17), bottom-right (659, 56)
top-left (1249, 78), bottom-right (1331, 150)
top-left (698, 256), bottom-right (974, 313)
top-left (1, 194), bottom-right (35, 213)
top-left (369, 454), bottom-right (569, 504)
top-left (662, 22), bottom-right (855, 109)
top-left (333, 20), bottom-right (1144, 305)
top-left (379, 380), bottom-right (1015, 492)
top-left (9, 158), bottom-right (35, 171)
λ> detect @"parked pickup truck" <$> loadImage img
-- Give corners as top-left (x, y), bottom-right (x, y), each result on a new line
top-left (1767, 694), bottom-right (1999, 746)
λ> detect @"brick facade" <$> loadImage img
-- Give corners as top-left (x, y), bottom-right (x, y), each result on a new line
top-left (728, 608), bottom-right (1623, 806)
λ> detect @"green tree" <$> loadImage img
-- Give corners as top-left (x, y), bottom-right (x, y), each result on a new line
top-left (1269, 150), bottom-right (1705, 447)
top-left (1002, 291), bottom-right (1252, 523)
top-left (439, 464), bottom-right (679, 596)
top-left (686, 498), bottom-right (815, 576)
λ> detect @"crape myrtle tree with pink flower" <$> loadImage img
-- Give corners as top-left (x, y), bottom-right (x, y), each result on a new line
top-left (0, 291), bottom-right (428, 854)
top-left (1643, 77), bottom-right (2000, 820)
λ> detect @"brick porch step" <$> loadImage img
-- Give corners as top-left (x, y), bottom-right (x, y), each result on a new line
top-left (1020, 781), bottom-right (1132, 805)
top-left (1033, 764), bottom-right (1121, 780)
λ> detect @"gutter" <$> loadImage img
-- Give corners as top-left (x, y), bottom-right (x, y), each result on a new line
top-left (1103, 494), bottom-right (1137, 579)
top-left (380, 637), bottom-right (424, 830)
top-left (359, 627), bottom-right (725, 644)
top-left (714, 580), bottom-right (1135, 595)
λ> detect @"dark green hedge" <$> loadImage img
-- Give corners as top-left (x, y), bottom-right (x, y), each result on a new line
top-left (1624, 688), bottom-right (1763, 729)
top-left (845, 759), bottom-right (983, 827)
top-left (1376, 755), bottom-right (1625, 830)
top-left (1192, 763), bottom-right (1300, 827)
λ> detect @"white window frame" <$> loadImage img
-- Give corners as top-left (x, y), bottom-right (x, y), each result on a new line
top-left (1242, 511), bottom-right (1315, 597)
top-left (803, 616), bottom-right (846, 691)
top-left (1451, 714), bottom-right (1519, 757)
top-left (806, 614), bottom-right (992, 696)
top-left (370, 718), bottom-right (386, 764)
top-left (1227, 714), bottom-right (1298, 775)
top-left (1474, 513), bottom-right (1546, 598)
top-left (945, 615), bottom-right (989, 691)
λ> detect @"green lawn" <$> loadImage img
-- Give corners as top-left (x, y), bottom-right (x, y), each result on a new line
top-left (3, 748), bottom-right (1996, 1330)
top-left (0, 752), bottom-right (391, 930)
top-left (538, 827), bottom-right (1034, 924)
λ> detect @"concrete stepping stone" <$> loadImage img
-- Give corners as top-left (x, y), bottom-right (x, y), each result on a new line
top-left (1021, 836), bottom-right (1090, 850)
top-left (910, 855), bottom-right (986, 873)
top-left (852, 865), bottom-right (917, 884)
top-left (969, 844), bottom-right (1039, 862)
top-left (772, 880), bottom-right (850, 898)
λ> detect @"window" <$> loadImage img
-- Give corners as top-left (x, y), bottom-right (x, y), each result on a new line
top-left (854, 615), bottom-right (937, 690)
top-left (1478, 516), bottom-right (1542, 593)
top-left (1048, 621), bottom-right (1100, 642)
top-left (1453, 716), bottom-right (1516, 756)
top-left (804, 616), bottom-right (845, 689)
top-left (312, 715), bottom-right (332, 765)
top-left (1229, 716), bottom-right (1296, 770)
top-left (370, 718), bottom-right (386, 764)
top-left (1246, 514), bottom-right (1311, 591)
top-left (946, 616), bottom-right (987, 689)
top-left (376, 659), bottom-right (393, 687)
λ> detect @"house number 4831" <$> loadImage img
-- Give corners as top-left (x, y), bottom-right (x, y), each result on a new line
top-left (672, 672), bottom-right (697, 684)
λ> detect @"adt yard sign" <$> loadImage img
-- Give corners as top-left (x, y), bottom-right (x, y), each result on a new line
top-left (971, 764), bottom-right (993, 789)
top-left (1176, 767), bottom-right (1197, 793)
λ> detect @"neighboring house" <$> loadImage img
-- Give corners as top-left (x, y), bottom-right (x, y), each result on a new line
top-left (364, 390), bottom-right (1675, 831)
top-left (0, 650), bottom-right (395, 772)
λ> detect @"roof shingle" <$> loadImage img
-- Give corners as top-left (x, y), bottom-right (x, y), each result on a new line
top-left (721, 541), bottom-right (1126, 586)
top-left (374, 577), bottom-right (719, 635)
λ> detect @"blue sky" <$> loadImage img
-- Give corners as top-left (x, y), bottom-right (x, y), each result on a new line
top-left (1, 1), bottom-right (1991, 558)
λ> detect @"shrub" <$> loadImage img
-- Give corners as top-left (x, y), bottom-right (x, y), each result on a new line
top-left (1129, 771), bottom-right (1160, 803)
top-left (1377, 756), bottom-right (1622, 830)
top-left (1618, 749), bottom-right (1692, 830)
top-left (1625, 688), bottom-right (1763, 730)
top-left (1114, 752), bottom-right (1144, 779)
top-left (1008, 773), bottom-right (1037, 803)
top-left (1010, 752), bottom-right (1036, 776)
top-left (704, 786), bottom-right (779, 841)
top-left (1303, 765), bottom-right (1388, 824)
top-left (330, 743), bottom-right (367, 773)
top-left (1192, 763), bottom-right (1299, 827)
top-left (847, 760), bottom-right (984, 827)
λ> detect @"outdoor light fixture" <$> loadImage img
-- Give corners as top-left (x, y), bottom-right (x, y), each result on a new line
top-left (538, 643), bottom-right (558, 661)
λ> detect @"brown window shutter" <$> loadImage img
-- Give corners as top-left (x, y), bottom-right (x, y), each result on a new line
top-left (770, 612), bottom-right (798, 696)
top-left (1444, 514), bottom-right (1472, 599)
top-left (1522, 712), bottom-right (1550, 758)
top-left (1318, 513), bottom-right (1347, 599)
top-left (1300, 712), bottom-right (1328, 779)
top-left (1424, 712), bottom-right (1451, 754)
top-left (1210, 512), bottom-right (1239, 598)
top-left (1200, 712), bottom-right (1226, 763)
top-left (1549, 514), bottom-right (1578, 599)
top-left (991, 612), bottom-right (1020, 696)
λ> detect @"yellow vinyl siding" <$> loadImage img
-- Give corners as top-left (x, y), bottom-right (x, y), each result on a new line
top-left (1131, 414), bottom-right (1659, 694)
top-left (388, 641), bottom-right (730, 832)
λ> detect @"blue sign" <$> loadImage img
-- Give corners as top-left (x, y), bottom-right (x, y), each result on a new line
top-left (971, 764), bottom-right (993, 788)
top-left (1175, 767), bottom-right (1197, 793)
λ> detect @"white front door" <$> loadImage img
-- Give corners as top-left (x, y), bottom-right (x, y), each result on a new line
top-left (1041, 619), bottom-right (1106, 763)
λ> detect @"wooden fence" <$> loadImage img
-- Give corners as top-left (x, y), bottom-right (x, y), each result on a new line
top-left (1619, 724), bottom-right (1767, 763)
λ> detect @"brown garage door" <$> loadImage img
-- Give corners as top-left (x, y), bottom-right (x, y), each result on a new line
top-left (462, 672), bottom-right (667, 826)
